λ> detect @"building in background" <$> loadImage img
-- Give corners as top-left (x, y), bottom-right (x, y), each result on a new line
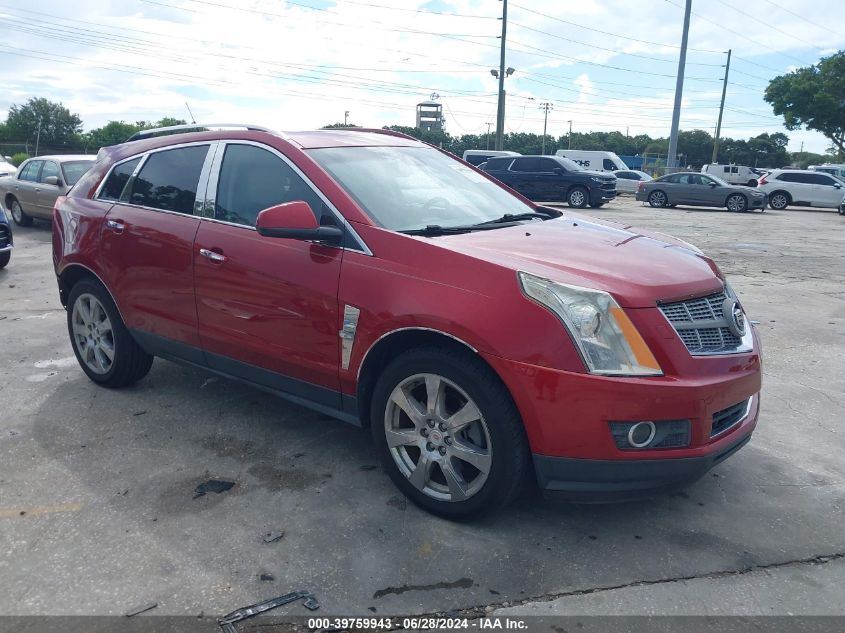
top-left (416, 100), bottom-right (444, 132)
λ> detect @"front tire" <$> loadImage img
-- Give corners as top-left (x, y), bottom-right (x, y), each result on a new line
top-left (0, 251), bottom-right (9, 269)
top-left (769, 191), bottom-right (790, 210)
top-left (67, 279), bottom-right (153, 387)
top-left (9, 198), bottom-right (33, 227)
top-left (726, 193), bottom-right (748, 212)
top-left (567, 187), bottom-right (589, 208)
top-left (648, 190), bottom-right (668, 208)
top-left (370, 347), bottom-right (530, 519)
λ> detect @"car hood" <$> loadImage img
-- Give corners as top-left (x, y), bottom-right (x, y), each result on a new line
top-left (433, 215), bottom-right (723, 307)
top-left (577, 169), bottom-right (614, 179)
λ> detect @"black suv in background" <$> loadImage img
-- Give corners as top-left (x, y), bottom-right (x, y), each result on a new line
top-left (480, 155), bottom-right (617, 208)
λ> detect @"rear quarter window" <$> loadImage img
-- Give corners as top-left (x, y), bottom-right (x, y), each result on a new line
top-left (482, 157), bottom-right (513, 171)
top-left (98, 157), bottom-right (142, 202)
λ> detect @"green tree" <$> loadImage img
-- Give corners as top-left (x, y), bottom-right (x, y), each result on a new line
top-left (5, 97), bottom-right (83, 147)
top-left (765, 51), bottom-right (845, 154)
top-left (322, 122), bottom-right (360, 128)
top-left (85, 121), bottom-right (141, 148)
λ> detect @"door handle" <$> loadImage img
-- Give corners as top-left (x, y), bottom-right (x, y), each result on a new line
top-left (106, 219), bottom-right (125, 233)
top-left (199, 248), bottom-right (226, 263)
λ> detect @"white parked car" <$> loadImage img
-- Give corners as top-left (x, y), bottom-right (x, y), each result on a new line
top-left (0, 158), bottom-right (16, 178)
top-left (701, 164), bottom-right (759, 187)
top-left (554, 150), bottom-right (627, 172)
top-left (462, 149), bottom-right (520, 166)
top-left (809, 164), bottom-right (845, 180)
top-left (612, 169), bottom-right (652, 193)
top-left (757, 169), bottom-right (844, 210)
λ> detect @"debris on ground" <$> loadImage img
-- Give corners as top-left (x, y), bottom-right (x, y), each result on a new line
top-left (260, 573), bottom-right (275, 581)
top-left (263, 530), bottom-right (285, 543)
top-left (193, 479), bottom-right (236, 499)
top-left (218, 591), bottom-right (320, 633)
top-left (125, 602), bottom-right (158, 617)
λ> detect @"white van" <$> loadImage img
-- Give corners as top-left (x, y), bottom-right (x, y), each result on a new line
top-left (701, 164), bottom-right (759, 186)
top-left (553, 150), bottom-right (627, 172)
top-left (462, 150), bottom-right (520, 167)
top-left (809, 164), bottom-right (845, 180)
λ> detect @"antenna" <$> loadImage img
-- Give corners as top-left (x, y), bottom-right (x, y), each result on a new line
top-left (185, 102), bottom-right (196, 125)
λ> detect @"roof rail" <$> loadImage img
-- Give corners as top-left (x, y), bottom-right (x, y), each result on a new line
top-left (127, 123), bottom-right (281, 142)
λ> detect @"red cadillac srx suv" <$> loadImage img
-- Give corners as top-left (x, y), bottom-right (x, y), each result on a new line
top-left (53, 124), bottom-right (761, 518)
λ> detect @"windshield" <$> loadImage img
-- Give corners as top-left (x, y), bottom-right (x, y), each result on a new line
top-left (308, 146), bottom-right (536, 231)
top-left (61, 160), bottom-right (94, 185)
top-left (558, 157), bottom-right (582, 171)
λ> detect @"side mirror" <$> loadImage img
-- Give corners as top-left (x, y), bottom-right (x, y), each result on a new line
top-left (709, 182), bottom-right (717, 187)
top-left (552, 167), bottom-right (564, 175)
top-left (255, 201), bottom-right (343, 244)
top-left (835, 183), bottom-right (842, 189)
top-left (44, 176), bottom-right (60, 186)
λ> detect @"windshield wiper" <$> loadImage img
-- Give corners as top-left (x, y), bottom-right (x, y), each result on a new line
top-left (400, 224), bottom-right (479, 236)
top-left (473, 211), bottom-right (558, 226)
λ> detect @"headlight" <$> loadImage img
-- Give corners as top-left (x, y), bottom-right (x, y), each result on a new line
top-left (519, 272), bottom-right (663, 376)
top-left (590, 176), bottom-right (602, 182)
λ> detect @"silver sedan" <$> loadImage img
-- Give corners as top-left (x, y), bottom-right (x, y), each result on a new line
top-left (0, 154), bottom-right (95, 226)
top-left (635, 171), bottom-right (767, 212)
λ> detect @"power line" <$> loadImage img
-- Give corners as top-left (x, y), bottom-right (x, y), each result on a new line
top-left (711, 0), bottom-right (822, 50)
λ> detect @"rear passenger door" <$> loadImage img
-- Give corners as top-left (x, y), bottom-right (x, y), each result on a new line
top-left (13, 160), bottom-right (42, 212)
top-left (193, 142), bottom-right (345, 404)
top-left (97, 143), bottom-right (214, 360)
top-left (508, 157), bottom-right (543, 199)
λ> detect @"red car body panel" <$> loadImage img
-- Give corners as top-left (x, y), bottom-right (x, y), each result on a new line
top-left (193, 220), bottom-right (343, 393)
top-left (53, 127), bottom-right (762, 499)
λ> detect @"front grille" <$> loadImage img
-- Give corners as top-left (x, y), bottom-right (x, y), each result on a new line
top-left (711, 399), bottom-right (750, 437)
top-left (659, 291), bottom-right (744, 355)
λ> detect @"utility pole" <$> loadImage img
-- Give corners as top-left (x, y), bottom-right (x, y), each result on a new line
top-left (539, 102), bottom-right (553, 154)
top-left (711, 49), bottom-right (731, 164)
top-left (485, 122), bottom-right (492, 149)
top-left (35, 117), bottom-right (42, 157)
top-left (494, 0), bottom-right (508, 150)
top-left (185, 101), bottom-right (196, 124)
top-left (667, 0), bottom-right (692, 169)
top-left (567, 120), bottom-right (573, 149)
top-left (344, 110), bottom-right (349, 126)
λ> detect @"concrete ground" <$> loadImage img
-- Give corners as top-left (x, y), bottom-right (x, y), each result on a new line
top-left (1, 197), bottom-right (843, 622)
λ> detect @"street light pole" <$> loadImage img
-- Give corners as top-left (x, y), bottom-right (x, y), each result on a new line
top-left (485, 122), bottom-right (492, 150)
top-left (494, 0), bottom-right (508, 151)
top-left (35, 117), bottom-right (42, 157)
top-left (539, 102), bottom-right (553, 155)
top-left (344, 110), bottom-right (349, 126)
top-left (667, 0), bottom-right (692, 169)
top-left (567, 120), bottom-right (573, 149)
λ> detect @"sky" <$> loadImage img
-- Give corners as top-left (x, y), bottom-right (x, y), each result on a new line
top-left (0, 0), bottom-right (843, 154)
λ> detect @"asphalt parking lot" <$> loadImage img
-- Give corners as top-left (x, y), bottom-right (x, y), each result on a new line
top-left (1, 196), bottom-right (844, 620)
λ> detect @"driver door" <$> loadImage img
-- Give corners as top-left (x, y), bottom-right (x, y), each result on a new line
top-left (193, 142), bottom-right (345, 404)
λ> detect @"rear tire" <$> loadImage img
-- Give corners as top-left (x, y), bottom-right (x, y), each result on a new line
top-left (648, 190), bottom-right (668, 208)
top-left (9, 198), bottom-right (33, 227)
top-left (769, 191), bottom-right (790, 210)
top-left (747, 179), bottom-right (758, 187)
top-left (567, 187), bottom-right (589, 208)
top-left (370, 346), bottom-right (530, 519)
top-left (0, 251), bottom-right (9, 269)
top-left (67, 279), bottom-right (153, 388)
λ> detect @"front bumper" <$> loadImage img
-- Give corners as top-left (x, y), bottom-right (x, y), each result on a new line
top-left (590, 187), bottom-right (616, 204)
top-left (533, 428), bottom-right (752, 501)
top-left (748, 195), bottom-right (767, 209)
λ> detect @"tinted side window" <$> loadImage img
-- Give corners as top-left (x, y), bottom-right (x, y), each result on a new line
top-left (790, 173), bottom-right (814, 184)
top-left (776, 173), bottom-right (793, 182)
top-left (39, 161), bottom-right (58, 183)
top-left (19, 161), bottom-right (41, 182)
top-left (511, 157), bottom-right (543, 172)
top-left (99, 157), bottom-right (142, 202)
top-left (482, 157), bottom-right (512, 171)
top-left (464, 154), bottom-right (489, 166)
top-left (127, 146), bottom-right (209, 214)
top-left (661, 174), bottom-right (679, 184)
top-left (538, 158), bottom-right (561, 172)
top-left (616, 172), bottom-right (634, 180)
top-left (215, 144), bottom-right (325, 227)
top-left (812, 174), bottom-right (836, 185)
top-left (603, 159), bottom-right (616, 170)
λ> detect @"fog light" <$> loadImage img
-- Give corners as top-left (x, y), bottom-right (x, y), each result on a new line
top-left (628, 421), bottom-right (656, 448)
top-left (609, 419), bottom-right (691, 450)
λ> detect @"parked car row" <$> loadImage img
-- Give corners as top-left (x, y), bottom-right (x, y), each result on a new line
top-left (636, 172), bottom-right (767, 212)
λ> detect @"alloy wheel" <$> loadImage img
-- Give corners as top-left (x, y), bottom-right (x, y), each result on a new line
top-left (71, 293), bottom-right (115, 375)
top-left (569, 190), bottom-right (586, 207)
top-left (770, 193), bottom-right (788, 210)
top-left (727, 194), bottom-right (747, 212)
top-left (383, 373), bottom-right (492, 503)
top-left (649, 191), bottom-right (667, 208)
top-left (10, 200), bottom-right (23, 224)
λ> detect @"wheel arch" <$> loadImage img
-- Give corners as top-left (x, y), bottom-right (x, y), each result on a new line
top-left (769, 189), bottom-right (792, 204)
top-left (57, 264), bottom-right (125, 324)
top-left (4, 193), bottom-right (16, 209)
top-left (725, 192), bottom-right (748, 208)
top-left (355, 328), bottom-right (505, 428)
top-left (649, 188), bottom-right (668, 204)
